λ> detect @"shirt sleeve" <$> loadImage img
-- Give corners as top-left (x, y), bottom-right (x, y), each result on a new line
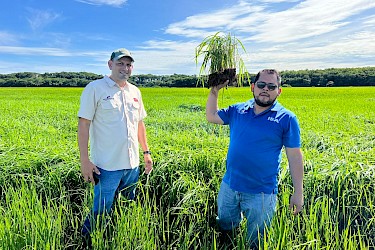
top-left (217, 107), bottom-right (231, 125)
top-left (137, 90), bottom-right (147, 121)
top-left (283, 115), bottom-right (301, 148)
top-left (78, 83), bottom-right (96, 120)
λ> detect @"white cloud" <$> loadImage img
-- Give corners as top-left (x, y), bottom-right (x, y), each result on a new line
top-left (75, 0), bottom-right (127, 7)
top-left (165, 1), bottom-right (264, 39)
top-left (297, 31), bottom-right (375, 59)
top-left (0, 32), bottom-right (18, 45)
top-left (26, 8), bottom-right (61, 31)
top-left (158, 0), bottom-right (375, 74)
top-left (0, 61), bottom-right (79, 74)
top-left (132, 40), bottom-right (200, 75)
top-left (256, 0), bottom-right (299, 2)
top-left (362, 15), bottom-right (375, 26)
top-left (0, 46), bottom-right (71, 56)
top-left (245, 29), bottom-right (375, 72)
top-left (251, 0), bottom-right (375, 43)
top-left (165, 0), bottom-right (375, 44)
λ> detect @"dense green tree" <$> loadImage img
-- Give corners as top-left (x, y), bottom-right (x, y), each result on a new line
top-left (0, 67), bottom-right (374, 87)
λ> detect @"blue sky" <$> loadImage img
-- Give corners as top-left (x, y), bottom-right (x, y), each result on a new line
top-left (1, 0), bottom-right (374, 75)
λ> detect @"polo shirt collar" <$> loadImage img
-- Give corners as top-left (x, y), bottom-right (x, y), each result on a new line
top-left (104, 75), bottom-right (117, 87)
top-left (104, 75), bottom-right (129, 90)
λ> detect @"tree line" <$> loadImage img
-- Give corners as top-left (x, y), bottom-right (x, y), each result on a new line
top-left (0, 67), bottom-right (374, 87)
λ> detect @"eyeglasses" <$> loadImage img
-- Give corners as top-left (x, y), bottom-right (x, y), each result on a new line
top-left (255, 82), bottom-right (278, 91)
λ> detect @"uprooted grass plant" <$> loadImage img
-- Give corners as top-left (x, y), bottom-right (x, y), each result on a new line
top-left (195, 32), bottom-right (250, 87)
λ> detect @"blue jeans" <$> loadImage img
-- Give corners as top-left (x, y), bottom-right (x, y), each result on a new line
top-left (217, 181), bottom-right (277, 244)
top-left (82, 167), bottom-right (140, 235)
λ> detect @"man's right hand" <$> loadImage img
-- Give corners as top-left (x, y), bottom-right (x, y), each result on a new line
top-left (81, 160), bottom-right (101, 185)
top-left (211, 80), bottom-right (229, 93)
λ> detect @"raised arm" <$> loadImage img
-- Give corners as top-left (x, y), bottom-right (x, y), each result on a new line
top-left (206, 83), bottom-right (228, 124)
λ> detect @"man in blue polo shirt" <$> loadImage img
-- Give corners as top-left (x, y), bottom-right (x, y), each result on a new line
top-left (206, 69), bottom-right (304, 246)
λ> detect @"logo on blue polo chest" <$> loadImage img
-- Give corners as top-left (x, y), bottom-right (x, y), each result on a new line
top-left (268, 117), bottom-right (280, 123)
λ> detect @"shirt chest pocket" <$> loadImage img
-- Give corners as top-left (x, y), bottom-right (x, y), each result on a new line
top-left (99, 100), bottom-right (120, 122)
top-left (127, 102), bottom-right (140, 122)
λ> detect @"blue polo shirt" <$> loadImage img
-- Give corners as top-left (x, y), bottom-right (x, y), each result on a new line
top-left (218, 99), bottom-right (301, 194)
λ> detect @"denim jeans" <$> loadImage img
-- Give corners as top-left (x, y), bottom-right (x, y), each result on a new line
top-left (82, 167), bottom-right (140, 236)
top-left (217, 181), bottom-right (277, 245)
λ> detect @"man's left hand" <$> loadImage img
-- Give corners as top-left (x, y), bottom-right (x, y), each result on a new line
top-left (289, 192), bottom-right (304, 215)
top-left (144, 154), bottom-right (153, 174)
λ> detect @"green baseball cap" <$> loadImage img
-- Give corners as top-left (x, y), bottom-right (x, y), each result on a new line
top-left (110, 48), bottom-right (134, 62)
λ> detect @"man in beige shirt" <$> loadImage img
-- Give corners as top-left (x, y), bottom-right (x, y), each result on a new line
top-left (78, 48), bottom-right (153, 247)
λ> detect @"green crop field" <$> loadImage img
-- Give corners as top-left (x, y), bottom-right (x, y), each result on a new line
top-left (0, 87), bottom-right (374, 249)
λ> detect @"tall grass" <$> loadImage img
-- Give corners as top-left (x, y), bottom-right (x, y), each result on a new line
top-left (0, 87), bottom-right (374, 249)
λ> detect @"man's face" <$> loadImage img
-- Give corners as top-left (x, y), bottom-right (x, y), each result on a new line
top-left (108, 57), bottom-right (133, 81)
top-left (251, 72), bottom-right (281, 107)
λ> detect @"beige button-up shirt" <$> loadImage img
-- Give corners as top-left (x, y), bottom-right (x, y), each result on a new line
top-left (78, 76), bottom-right (146, 171)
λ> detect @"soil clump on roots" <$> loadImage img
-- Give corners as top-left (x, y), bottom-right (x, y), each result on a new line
top-left (207, 68), bottom-right (237, 88)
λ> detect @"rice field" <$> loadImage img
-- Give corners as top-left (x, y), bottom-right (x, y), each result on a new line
top-left (0, 86), bottom-right (374, 249)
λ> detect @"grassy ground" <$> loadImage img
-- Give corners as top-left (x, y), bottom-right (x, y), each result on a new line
top-left (0, 87), bottom-right (374, 249)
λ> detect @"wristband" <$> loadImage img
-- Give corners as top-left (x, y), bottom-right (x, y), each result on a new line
top-left (143, 151), bottom-right (151, 155)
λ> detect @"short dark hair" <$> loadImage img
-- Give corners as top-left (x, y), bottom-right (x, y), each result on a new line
top-left (254, 69), bottom-right (281, 86)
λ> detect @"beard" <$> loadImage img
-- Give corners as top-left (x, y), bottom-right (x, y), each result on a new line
top-left (253, 93), bottom-right (277, 107)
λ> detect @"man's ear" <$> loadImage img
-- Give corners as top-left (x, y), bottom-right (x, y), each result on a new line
top-left (278, 87), bottom-right (282, 96)
top-left (250, 83), bottom-right (254, 92)
top-left (108, 60), bottom-right (113, 70)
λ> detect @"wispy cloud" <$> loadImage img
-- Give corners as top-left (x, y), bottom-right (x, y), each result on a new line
top-left (165, 1), bottom-right (264, 39)
top-left (154, 0), bottom-right (375, 73)
top-left (251, 0), bottom-right (375, 43)
top-left (257, 0), bottom-right (299, 2)
top-left (26, 8), bottom-right (61, 31)
top-left (131, 40), bottom-right (200, 74)
top-left (362, 15), bottom-right (375, 26)
top-left (0, 46), bottom-right (114, 61)
top-left (75, 0), bottom-right (127, 7)
top-left (0, 46), bottom-right (71, 56)
top-left (0, 32), bottom-right (18, 46)
top-left (164, 0), bottom-right (375, 44)
top-left (245, 29), bottom-right (375, 72)
top-left (297, 31), bottom-right (375, 59)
